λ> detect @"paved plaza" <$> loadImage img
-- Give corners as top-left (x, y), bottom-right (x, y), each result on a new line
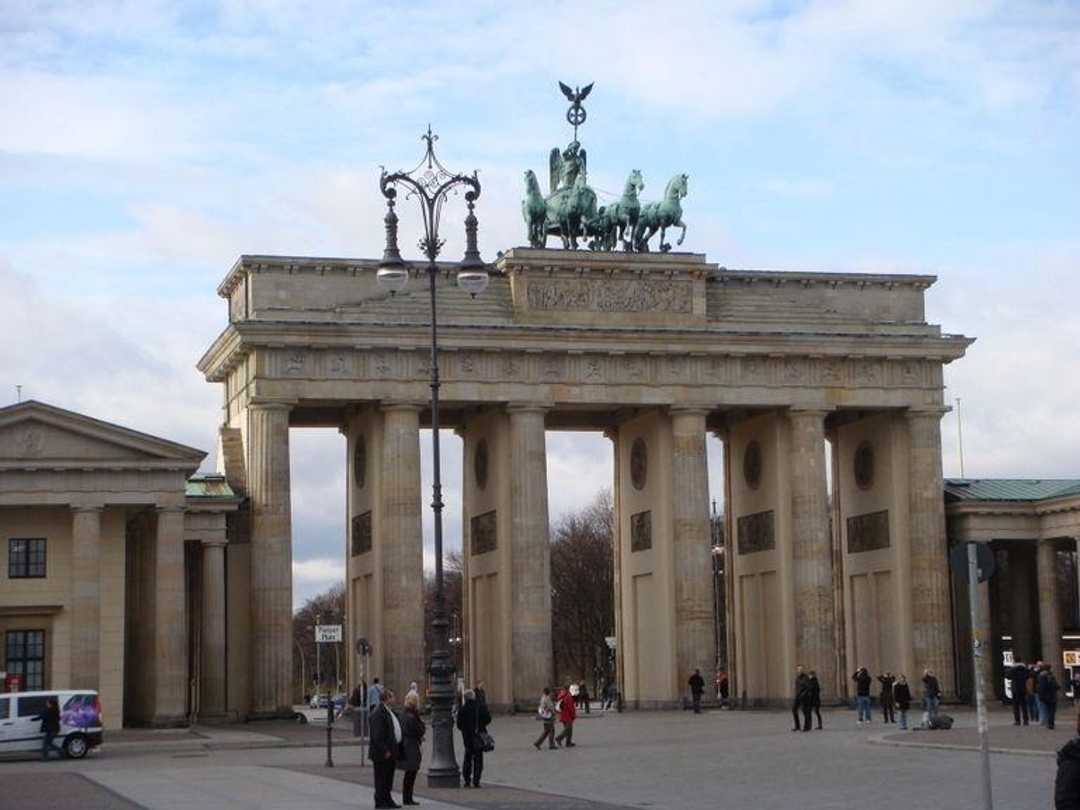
top-left (0, 704), bottom-right (1069, 809)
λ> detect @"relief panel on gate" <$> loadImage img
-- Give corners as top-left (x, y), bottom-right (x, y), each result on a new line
top-left (630, 510), bottom-right (652, 552)
top-left (471, 510), bottom-right (497, 556)
top-left (737, 510), bottom-right (775, 555)
top-left (351, 511), bottom-right (372, 556)
top-left (846, 510), bottom-right (890, 553)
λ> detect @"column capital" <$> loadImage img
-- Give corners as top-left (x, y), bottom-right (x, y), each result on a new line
top-left (506, 402), bottom-right (552, 416)
top-left (905, 406), bottom-right (951, 421)
top-left (248, 398), bottom-right (296, 411)
top-left (787, 406), bottom-right (834, 419)
top-left (200, 537), bottom-right (228, 549)
top-left (379, 401), bottom-right (425, 414)
top-left (669, 406), bottom-right (709, 418)
top-left (70, 503), bottom-right (105, 514)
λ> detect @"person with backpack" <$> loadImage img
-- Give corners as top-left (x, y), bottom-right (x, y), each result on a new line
top-left (1040, 662), bottom-right (1063, 730)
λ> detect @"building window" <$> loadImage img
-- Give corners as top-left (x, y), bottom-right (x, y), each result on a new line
top-left (5, 630), bottom-right (45, 691)
top-left (8, 538), bottom-right (45, 578)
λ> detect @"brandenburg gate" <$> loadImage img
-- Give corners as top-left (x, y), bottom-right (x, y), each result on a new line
top-left (198, 246), bottom-right (971, 714)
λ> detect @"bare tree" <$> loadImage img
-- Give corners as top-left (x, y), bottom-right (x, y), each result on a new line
top-left (550, 490), bottom-right (614, 689)
top-left (292, 581), bottom-right (346, 701)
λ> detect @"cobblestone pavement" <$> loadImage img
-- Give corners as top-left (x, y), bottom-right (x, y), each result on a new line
top-left (0, 703), bottom-right (1071, 809)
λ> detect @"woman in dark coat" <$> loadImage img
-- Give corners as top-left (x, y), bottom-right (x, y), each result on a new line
top-left (399, 692), bottom-right (425, 806)
top-left (894, 674), bottom-right (913, 730)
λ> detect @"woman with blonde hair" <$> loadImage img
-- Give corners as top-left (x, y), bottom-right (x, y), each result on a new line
top-left (400, 691), bottom-right (426, 805)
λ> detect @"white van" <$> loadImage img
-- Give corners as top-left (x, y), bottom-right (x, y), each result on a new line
top-left (0, 690), bottom-right (104, 759)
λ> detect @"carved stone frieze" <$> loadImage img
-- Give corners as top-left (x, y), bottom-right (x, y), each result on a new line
top-left (259, 345), bottom-right (933, 399)
top-left (526, 277), bottom-right (693, 313)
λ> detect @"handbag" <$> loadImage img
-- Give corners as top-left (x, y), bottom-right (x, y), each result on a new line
top-left (476, 730), bottom-right (495, 752)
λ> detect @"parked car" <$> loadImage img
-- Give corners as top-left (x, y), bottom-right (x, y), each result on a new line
top-left (308, 693), bottom-right (347, 710)
top-left (0, 689), bottom-right (104, 759)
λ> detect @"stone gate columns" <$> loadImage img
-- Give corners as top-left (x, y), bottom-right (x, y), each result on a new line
top-left (379, 404), bottom-right (425, 693)
top-left (153, 506), bottom-right (187, 725)
top-left (70, 505), bottom-right (102, 689)
top-left (1037, 539), bottom-right (1062, 678)
top-left (670, 409), bottom-right (715, 686)
top-left (906, 408), bottom-right (955, 697)
top-left (245, 400), bottom-right (294, 717)
top-left (507, 406), bottom-right (554, 706)
top-left (788, 409), bottom-right (836, 698)
top-left (200, 538), bottom-right (228, 718)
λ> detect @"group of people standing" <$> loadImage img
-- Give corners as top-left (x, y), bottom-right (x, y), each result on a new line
top-left (361, 678), bottom-right (491, 808)
top-left (791, 665), bottom-right (824, 731)
top-left (789, 665), bottom-right (940, 731)
top-left (1009, 660), bottom-right (1062, 729)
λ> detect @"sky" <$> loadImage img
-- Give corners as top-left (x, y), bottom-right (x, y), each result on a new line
top-left (2, 1), bottom-right (1078, 609)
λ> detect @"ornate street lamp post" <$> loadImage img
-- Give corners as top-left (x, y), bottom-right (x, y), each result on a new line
top-left (377, 127), bottom-right (487, 788)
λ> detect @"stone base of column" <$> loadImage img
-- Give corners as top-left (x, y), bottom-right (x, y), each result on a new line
top-left (148, 713), bottom-right (190, 729)
top-left (245, 706), bottom-right (297, 722)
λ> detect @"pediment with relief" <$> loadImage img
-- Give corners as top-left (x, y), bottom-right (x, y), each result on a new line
top-left (0, 401), bottom-right (205, 471)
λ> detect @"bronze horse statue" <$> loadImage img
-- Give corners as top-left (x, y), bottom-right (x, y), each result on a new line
top-left (633, 173), bottom-right (688, 252)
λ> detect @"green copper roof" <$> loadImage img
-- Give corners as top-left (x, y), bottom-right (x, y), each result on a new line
top-left (186, 473), bottom-right (238, 499)
top-left (944, 479), bottom-right (1080, 503)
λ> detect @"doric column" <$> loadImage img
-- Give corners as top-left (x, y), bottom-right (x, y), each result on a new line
top-left (70, 505), bottom-right (103, 689)
top-left (379, 403), bottom-right (425, 693)
top-left (507, 405), bottom-right (553, 703)
top-left (906, 408), bottom-right (955, 696)
top-left (246, 400), bottom-right (294, 717)
top-left (200, 538), bottom-right (228, 718)
top-left (153, 506), bottom-right (187, 725)
top-left (788, 408), bottom-right (836, 697)
top-left (606, 427), bottom-right (625, 703)
top-left (1038, 539), bottom-right (1063, 680)
top-left (670, 409), bottom-right (715, 684)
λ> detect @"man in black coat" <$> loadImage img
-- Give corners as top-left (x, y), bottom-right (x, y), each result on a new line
top-left (688, 668), bottom-right (706, 714)
top-left (1055, 706), bottom-right (1080, 810)
top-left (457, 688), bottom-right (492, 788)
top-left (792, 665), bottom-right (811, 731)
top-left (368, 688), bottom-right (402, 809)
top-left (1010, 662), bottom-right (1031, 725)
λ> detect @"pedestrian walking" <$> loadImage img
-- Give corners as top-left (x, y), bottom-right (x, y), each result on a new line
top-left (399, 692), bottom-right (425, 806)
top-left (792, 665), bottom-right (811, 731)
top-left (894, 674), bottom-right (913, 730)
top-left (456, 688), bottom-right (491, 787)
top-left (555, 683), bottom-right (578, 747)
top-left (877, 671), bottom-right (896, 723)
top-left (688, 668), bottom-right (706, 714)
top-left (853, 666), bottom-right (872, 724)
top-left (368, 687), bottom-right (401, 809)
top-left (534, 686), bottom-right (558, 749)
top-left (808, 670), bottom-right (823, 730)
top-left (36, 696), bottom-right (61, 760)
